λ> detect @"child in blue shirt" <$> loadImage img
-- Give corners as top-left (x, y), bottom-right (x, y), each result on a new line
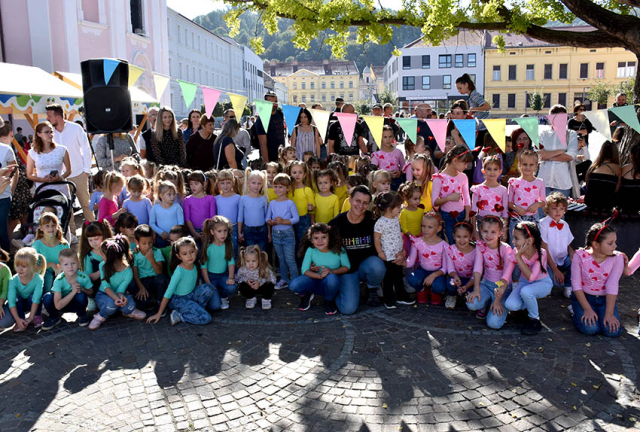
top-left (129, 224), bottom-right (168, 312)
top-left (149, 181), bottom-right (184, 248)
top-left (200, 216), bottom-right (237, 310)
top-left (214, 169), bottom-right (241, 258)
top-left (8, 247), bottom-right (46, 331)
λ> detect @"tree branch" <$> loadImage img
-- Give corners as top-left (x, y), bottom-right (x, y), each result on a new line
top-left (559, 0), bottom-right (640, 41)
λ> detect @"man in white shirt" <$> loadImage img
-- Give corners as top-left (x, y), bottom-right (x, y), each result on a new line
top-left (46, 104), bottom-right (94, 222)
top-left (538, 105), bottom-right (579, 198)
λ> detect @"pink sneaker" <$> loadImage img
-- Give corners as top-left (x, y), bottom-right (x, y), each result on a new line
top-left (89, 314), bottom-right (106, 330)
top-left (33, 315), bottom-right (44, 328)
top-left (124, 309), bottom-right (146, 320)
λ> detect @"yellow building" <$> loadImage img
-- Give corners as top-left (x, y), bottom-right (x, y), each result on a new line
top-left (484, 27), bottom-right (637, 117)
top-left (264, 60), bottom-right (360, 106)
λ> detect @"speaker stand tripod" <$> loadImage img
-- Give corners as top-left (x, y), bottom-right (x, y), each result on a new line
top-left (108, 134), bottom-right (116, 171)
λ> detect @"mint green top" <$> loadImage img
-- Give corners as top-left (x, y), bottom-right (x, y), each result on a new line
top-left (52, 271), bottom-right (93, 297)
top-left (0, 263), bottom-right (11, 302)
top-left (134, 248), bottom-right (165, 279)
top-left (99, 262), bottom-right (134, 295)
top-left (32, 239), bottom-right (70, 265)
top-left (160, 246), bottom-right (174, 277)
top-left (83, 251), bottom-right (104, 274)
top-left (164, 265), bottom-right (197, 299)
top-left (301, 248), bottom-right (351, 275)
top-left (205, 243), bottom-right (235, 274)
top-left (8, 273), bottom-right (44, 307)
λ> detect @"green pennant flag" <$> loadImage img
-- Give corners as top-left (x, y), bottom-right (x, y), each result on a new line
top-left (396, 118), bottom-right (417, 144)
top-left (609, 105), bottom-right (640, 135)
top-left (254, 99), bottom-right (274, 133)
top-left (177, 79), bottom-right (197, 109)
top-left (513, 117), bottom-right (540, 148)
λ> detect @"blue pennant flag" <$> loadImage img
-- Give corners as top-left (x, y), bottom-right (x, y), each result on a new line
top-left (281, 104), bottom-right (301, 135)
top-left (103, 59), bottom-right (120, 85)
top-left (452, 119), bottom-right (478, 148)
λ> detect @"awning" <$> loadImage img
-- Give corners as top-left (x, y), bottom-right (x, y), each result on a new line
top-left (53, 71), bottom-right (157, 103)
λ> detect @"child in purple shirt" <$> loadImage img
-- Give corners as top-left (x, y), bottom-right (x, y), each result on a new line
top-left (184, 172), bottom-right (217, 243)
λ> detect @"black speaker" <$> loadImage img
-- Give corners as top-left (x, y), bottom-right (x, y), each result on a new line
top-left (81, 58), bottom-right (133, 134)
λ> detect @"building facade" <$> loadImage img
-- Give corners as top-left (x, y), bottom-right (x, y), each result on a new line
top-left (484, 27), bottom-right (638, 117)
top-left (359, 65), bottom-right (385, 103)
top-left (265, 60), bottom-right (360, 106)
top-left (243, 46), bottom-right (265, 104)
top-left (384, 30), bottom-right (487, 113)
top-left (263, 73), bottom-right (288, 104)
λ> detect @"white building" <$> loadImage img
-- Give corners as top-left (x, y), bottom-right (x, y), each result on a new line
top-left (243, 46), bottom-right (265, 104)
top-left (384, 30), bottom-right (488, 113)
top-left (263, 73), bottom-right (288, 104)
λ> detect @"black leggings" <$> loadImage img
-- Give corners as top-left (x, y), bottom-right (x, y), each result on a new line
top-left (383, 261), bottom-right (410, 304)
top-left (239, 282), bottom-right (275, 300)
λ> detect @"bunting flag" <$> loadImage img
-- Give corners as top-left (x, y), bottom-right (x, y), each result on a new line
top-left (228, 93), bottom-right (247, 117)
top-left (152, 73), bottom-right (171, 99)
top-left (103, 59), bottom-right (119, 85)
top-left (452, 119), bottom-right (477, 148)
top-left (309, 108), bottom-right (332, 142)
top-left (334, 112), bottom-right (358, 147)
top-left (482, 118), bottom-right (507, 152)
top-left (426, 119), bottom-right (448, 153)
top-left (128, 65), bottom-right (144, 89)
top-left (281, 104), bottom-right (301, 134)
top-left (202, 87), bottom-right (221, 117)
top-left (513, 117), bottom-right (540, 148)
top-left (546, 113), bottom-right (568, 147)
top-left (396, 118), bottom-right (417, 144)
top-left (177, 79), bottom-right (198, 109)
top-left (254, 99), bottom-right (274, 133)
top-left (610, 105), bottom-right (640, 134)
top-left (362, 115), bottom-right (384, 149)
top-left (583, 109), bottom-right (612, 141)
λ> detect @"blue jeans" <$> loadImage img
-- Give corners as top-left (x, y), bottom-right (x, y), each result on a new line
top-left (244, 224), bottom-right (268, 252)
top-left (0, 196), bottom-right (11, 252)
top-left (95, 290), bottom-right (137, 318)
top-left (293, 214), bottom-right (311, 259)
top-left (548, 254), bottom-right (572, 288)
top-left (390, 176), bottom-right (403, 192)
top-left (231, 224), bottom-right (239, 260)
top-left (11, 295), bottom-right (42, 319)
top-left (43, 292), bottom-right (88, 320)
top-left (289, 273), bottom-right (340, 301)
top-left (440, 209), bottom-right (466, 245)
top-left (207, 271), bottom-right (237, 299)
top-left (44, 268), bottom-right (55, 293)
top-left (504, 275), bottom-right (553, 320)
top-left (571, 292), bottom-right (622, 337)
top-left (272, 228), bottom-right (298, 283)
top-left (545, 187), bottom-right (571, 199)
top-left (447, 276), bottom-right (473, 294)
top-left (407, 268), bottom-right (449, 295)
top-left (466, 278), bottom-right (511, 329)
top-left (337, 255), bottom-right (386, 314)
top-left (128, 274), bottom-right (169, 310)
top-left (170, 284), bottom-right (218, 324)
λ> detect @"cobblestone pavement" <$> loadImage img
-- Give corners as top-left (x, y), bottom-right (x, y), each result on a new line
top-left (1, 276), bottom-right (640, 432)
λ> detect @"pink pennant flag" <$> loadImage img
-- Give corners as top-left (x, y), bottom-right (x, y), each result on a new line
top-left (202, 87), bottom-right (221, 118)
top-left (334, 112), bottom-right (358, 147)
top-left (546, 113), bottom-right (568, 147)
top-left (426, 119), bottom-right (449, 153)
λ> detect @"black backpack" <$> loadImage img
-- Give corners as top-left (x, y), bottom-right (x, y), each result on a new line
top-left (249, 123), bottom-right (261, 150)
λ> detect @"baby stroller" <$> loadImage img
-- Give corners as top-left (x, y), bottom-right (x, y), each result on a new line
top-left (20, 181), bottom-right (78, 239)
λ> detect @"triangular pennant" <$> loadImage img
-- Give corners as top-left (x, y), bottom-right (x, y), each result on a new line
top-left (362, 115), bottom-right (385, 149)
top-left (334, 112), bottom-right (358, 147)
top-left (426, 119), bottom-right (448, 153)
top-left (546, 113), bottom-right (568, 147)
top-left (482, 119), bottom-right (507, 152)
top-left (254, 99), bottom-right (274, 133)
top-left (103, 59), bottom-right (119, 85)
top-left (228, 93), bottom-right (247, 117)
top-left (452, 119), bottom-right (477, 148)
top-left (512, 117), bottom-right (540, 148)
top-left (583, 109), bottom-right (612, 141)
top-left (153, 73), bottom-right (170, 99)
top-left (309, 109), bottom-right (331, 142)
top-left (128, 65), bottom-right (144, 89)
top-left (281, 104), bottom-right (301, 134)
top-left (396, 118), bottom-right (417, 144)
top-left (177, 79), bottom-right (198, 109)
top-left (202, 87), bottom-right (221, 117)
top-left (610, 105), bottom-right (640, 135)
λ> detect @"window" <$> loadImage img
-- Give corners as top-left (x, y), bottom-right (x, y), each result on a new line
top-left (492, 94), bottom-right (500, 109)
top-left (439, 55), bottom-right (452, 68)
top-left (422, 76), bottom-right (430, 90)
top-left (349, 93), bottom-right (353, 99)
top-left (177, 25), bottom-right (181, 43)
top-left (340, 81), bottom-right (344, 89)
top-left (596, 62), bottom-right (605, 79)
top-left (443, 75), bottom-right (451, 89)
top-left (322, 82), bottom-right (326, 89)
top-left (617, 61), bottom-right (636, 78)
top-left (349, 81), bottom-right (353, 88)
top-left (467, 53), bottom-right (476, 68)
top-left (455, 54), bottom-right (464, 68)
top-left (130, 0), bottom-right (144, 34)
top-left (526, 64), bottom-right (534, 81)
top-left (302, 95), bottom-right (306, 102)
top-left (543, 93), bottom-right (551, 109)
top-left (185, 64), bottom-right (189, 80)
top-left (402, 76), bottom-right (415, 90)
top-left (525, 92), bottom-right (531, 109)
top-left (508, 65), bottom-right (517, 80)
top-left (559, 63), bottom-right (568, 79)
top-left (302, 82), bottom-right (306, 89)
top-left (580, 63), bottom-right (589, 79)
top-left (422, 55), bottom-right (430, 69)
top-left (469, 74), bottom-right (476, 84)
top-left (331, 94), bottom-right (335, 101)
top-left (192, 33), bottom-right (195, 49)
top-left (492, 65), bottom-right (501, 81)
top-left (543, 64), bottom-right (552, 80)
top-left (293, 95), bottom-right (298, 103)
top-left (403, 56), bottom-right (411, 69)
top-left (293, 83), bottom-right (297, 90)
top-left (198, 35), bottom-right (201, 51)
top-left (178, 62), bottom-right (182, 79)
top-left (322, 94), bottom-right (326, 102)
top-left (331, 82), bottom-right (335, 89)
top-left (184, 29), bottom-right (188, 46)
top-left (310, 94), bottom-right (315, 102)
top-left (558, 93), bottom-right (567, 107)
top-left (310, 82), bottom-right (315, 89)
top-left (508, 94), bottom-right (516, 109)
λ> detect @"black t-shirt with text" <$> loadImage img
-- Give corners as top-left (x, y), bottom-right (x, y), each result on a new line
top-left (329, 211), bottom-right (376, 270)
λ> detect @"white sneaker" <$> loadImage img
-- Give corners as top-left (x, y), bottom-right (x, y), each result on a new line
top-left (403, 278), bottom-right (415, 294)
top-left (275, 280), bottom-right (288, 290)
top-left (445, 295), bottom-right (457, 310)
top-left (262, 299), bottom-right (272, 310)
top-left (567, 304), bottom-right (574, 316)
top-left (221, 298), bottom-right (230, 310)
top-left (564, 286), bottom-right (572, 298)
top-left (245, 298), bottom-right (257, 309)
top-left (170, 310), bottom-right (182, 325)
top-left (87, 298), bottom-right (97, 312)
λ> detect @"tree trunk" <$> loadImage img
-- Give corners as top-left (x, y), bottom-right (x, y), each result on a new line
top-left (617, 52), bottom-right (640, 165)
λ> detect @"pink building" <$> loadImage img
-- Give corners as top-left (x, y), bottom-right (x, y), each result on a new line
top-left (0, 0), bottom-right (170, 103)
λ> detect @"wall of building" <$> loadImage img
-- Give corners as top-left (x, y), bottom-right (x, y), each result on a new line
top-left (243, 46), bottom-right (265, 104)
top-left (274, 70), bottom-right (360, 106)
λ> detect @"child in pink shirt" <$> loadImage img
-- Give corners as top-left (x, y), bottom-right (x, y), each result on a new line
top-left (471, 155), bottom-right (508, 241)
top-left (371, 126), bottom-right (405, 191)
top-left (570, 223), bottom-right (623, 337)
top-left (98, 172), bottom-right (127, 227)
top-left (445, 221), bottom-right (476, 309)
top-left (507, 150), bottom-right (546, 245)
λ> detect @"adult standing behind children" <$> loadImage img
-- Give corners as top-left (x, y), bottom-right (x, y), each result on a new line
top-left (255, 91), bottom-right (285, 163)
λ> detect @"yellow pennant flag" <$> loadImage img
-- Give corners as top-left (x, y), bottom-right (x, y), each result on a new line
top-left (481, 118), bottom-right (507, 152)
top-left (362, 115), bottom-right (385, 149)
top-left (228, 93), bottom-right (248, 117)
top-left (153, 73), bottom-right (170, 99)
top-left (128, 65), bottom-right (144, 89)
top-left (309, 108), bottom-right (332, 142)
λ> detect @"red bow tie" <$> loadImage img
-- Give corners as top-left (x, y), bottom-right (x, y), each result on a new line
top-left (550, 220), bottom-right (564, 230)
